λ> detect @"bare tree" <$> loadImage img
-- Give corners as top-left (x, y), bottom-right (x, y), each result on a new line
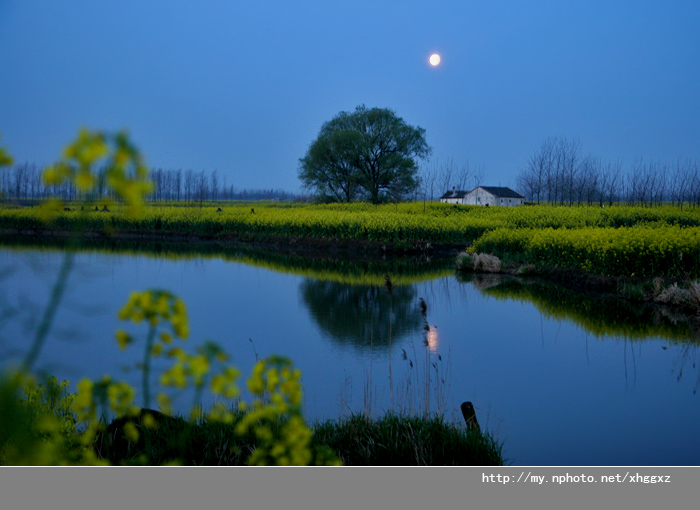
top-left (539, 138), bottom-right (557, 203)
top-left (669, 159), bottom-right (694, 210)
top-left (196, 170), bottom-right (208, 205)
top-left (211, 170), bottom-right (219, 201)
top-left (471, 165), bottom-right (485, 189)
top-left (438, 158), bottom-right (455, 195)
top-left (12, 162), bottom-right (28, 199)
top-left (517, 141), bottom-right (553, 203)
top-left (596, 159), bottom-right (621, 206)
top-left (576, 155), bottom-right (599, 205)
top-left (628, 158), bottom-right (666, 207)
top-left (152, 168), bottom-right (163, 201)
top-left (553, 137), bottom-right (581, 205)
top-left (184, 170), bottom-right (194, 203)
top-left (455, 162), bottom-right (472, 191)
top-left (419, 162), bottom-right (439, 205)
top-left (174, 169), bottom-right (182, 201)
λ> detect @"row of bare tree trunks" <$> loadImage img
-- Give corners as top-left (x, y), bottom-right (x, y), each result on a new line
top-left (0, 165), bottom-right (302, 203)
top-left (514, 137), bottom-right (700, 208)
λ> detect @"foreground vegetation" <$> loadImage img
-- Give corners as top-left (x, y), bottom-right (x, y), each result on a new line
top-left (2, 282), bottom-right (501, 466)
top-left (2, 375), bottom-right (502, 466)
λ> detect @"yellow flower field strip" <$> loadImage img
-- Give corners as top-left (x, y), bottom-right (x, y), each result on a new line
top-left (3, 203), bottom-right (700, 250)
top-left (473, 225), bottom-right (700, 277)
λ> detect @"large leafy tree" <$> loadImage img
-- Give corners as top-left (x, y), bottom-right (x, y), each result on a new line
top-left (299, 105), bottom-right (431, 203)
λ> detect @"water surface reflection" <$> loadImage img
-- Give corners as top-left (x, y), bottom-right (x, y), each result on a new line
top-left (2, 239), bottom-right (699, 465)
top-left (301, 279), bottom-right (422, 352)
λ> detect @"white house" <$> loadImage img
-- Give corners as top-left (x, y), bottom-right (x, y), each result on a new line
top-left (440, 186), bottom-right (525, 206)
top-left (465, 186), bottom-right (524, 206)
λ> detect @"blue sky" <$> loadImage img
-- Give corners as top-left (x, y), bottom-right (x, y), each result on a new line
top-left (1, 0), bottom-right (699, 193)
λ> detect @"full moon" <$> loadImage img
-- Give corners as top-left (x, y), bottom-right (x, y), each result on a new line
top-left (429, 53), bottom-right (441, 66)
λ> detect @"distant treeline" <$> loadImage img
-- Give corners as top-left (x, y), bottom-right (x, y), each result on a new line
top-left (5, 137), bottom-right (700, 208)
top-left (514, 137), bottom-right (700, 208)
top-left (0, 164), bottom-right (307, 202)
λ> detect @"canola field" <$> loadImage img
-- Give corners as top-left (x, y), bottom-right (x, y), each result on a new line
top-left (2, 201), bottom-right (700, 278)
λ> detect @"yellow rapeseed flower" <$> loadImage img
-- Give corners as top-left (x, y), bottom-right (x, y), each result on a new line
top-left (161, 363), bottom-right (187, 388)
top-left (266, 368), bottom-right (280, 393)
top-left (190, 355), bottom-right (210, 384)
top-left (156, 393), bottom-right (172, 415)
top-left (115, 330), bottom-right (132, 350)
top-left (142, 412), bottom-right (158, 429)
top-left (123, 422), bottom-right (140, 443)
top-left (172, 317), bottom-right (189, 339)
top-left (210, 374), bottom-right (226, 395)
top-left (75, 171), bottom-right (95, 191)
top-left (156, 294), bottom-right (169, 317)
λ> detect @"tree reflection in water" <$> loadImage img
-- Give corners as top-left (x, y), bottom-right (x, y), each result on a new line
top-left (300, 279), bottom-right (422, 352)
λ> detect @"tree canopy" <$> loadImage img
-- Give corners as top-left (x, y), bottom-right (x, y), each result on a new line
top-left (299, 105), bottom-right (431, 204)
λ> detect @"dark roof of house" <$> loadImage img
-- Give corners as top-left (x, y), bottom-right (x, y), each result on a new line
top-left (476, 186), bottom-right (525, 199)
top-left (440, 190), bottom-right (469, 199)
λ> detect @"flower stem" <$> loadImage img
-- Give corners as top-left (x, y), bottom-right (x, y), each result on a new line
top-left (142, 325), bottom-right (156, 410)
top-left (22, 251), bottom-right (75, 372)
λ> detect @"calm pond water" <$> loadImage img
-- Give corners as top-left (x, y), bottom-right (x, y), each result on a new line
top-left (2, 242), bottom-right (699, 465)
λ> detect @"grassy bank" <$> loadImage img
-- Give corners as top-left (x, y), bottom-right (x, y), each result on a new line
top-left (459, 272), bottom-right (700, 343)
top-left (1, 378), bottom-right (503, 466)
top-left (3, 201), bottom-right (700, 277)
top-left (92, 408), bottom-right (503, 466)
top-left (457, 249), bottom-right (700, 321)
top-left (312, 413), bottom-right (502, 466)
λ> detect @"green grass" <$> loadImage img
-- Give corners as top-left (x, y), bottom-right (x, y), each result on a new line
top-left (3, 374), bottom-right (504, 466)
top-left (312, 412), bottom-right (504, 466)
top-left (94, 409), bottom-right (254, 466)
top-left (94, 409), bottom-right (504, 466)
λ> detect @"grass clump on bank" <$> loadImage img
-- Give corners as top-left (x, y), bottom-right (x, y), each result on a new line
top-left (312, 412), bottom-right (503, 466)
top-left (93, 408), bottom-right (504, 466)
top-left (456, 252), bottom-right (502, 273)
top-left (93, 407), bottom-right (338, 466)
top-left (2, 383), bottom-right (505, 466)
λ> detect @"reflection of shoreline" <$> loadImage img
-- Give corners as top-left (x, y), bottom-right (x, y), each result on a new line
top-left (0, 235), bottom-right (455, 287)
top-left (461, 273), bottom-right (700, 344)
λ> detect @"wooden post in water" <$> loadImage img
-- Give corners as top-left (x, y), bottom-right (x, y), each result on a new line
top-left (461, 401), bottom-right (480, 433)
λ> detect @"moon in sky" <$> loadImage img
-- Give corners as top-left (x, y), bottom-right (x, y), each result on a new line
top-left (429, 53), bottom-right (441, 66)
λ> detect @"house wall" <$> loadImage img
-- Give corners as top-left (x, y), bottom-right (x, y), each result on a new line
top-left (464, 188), bottom-right (524, 206)
top-left (500, 197), bottom-right (524, 206)
top-left (464, 188), bottom-right (494, 205)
